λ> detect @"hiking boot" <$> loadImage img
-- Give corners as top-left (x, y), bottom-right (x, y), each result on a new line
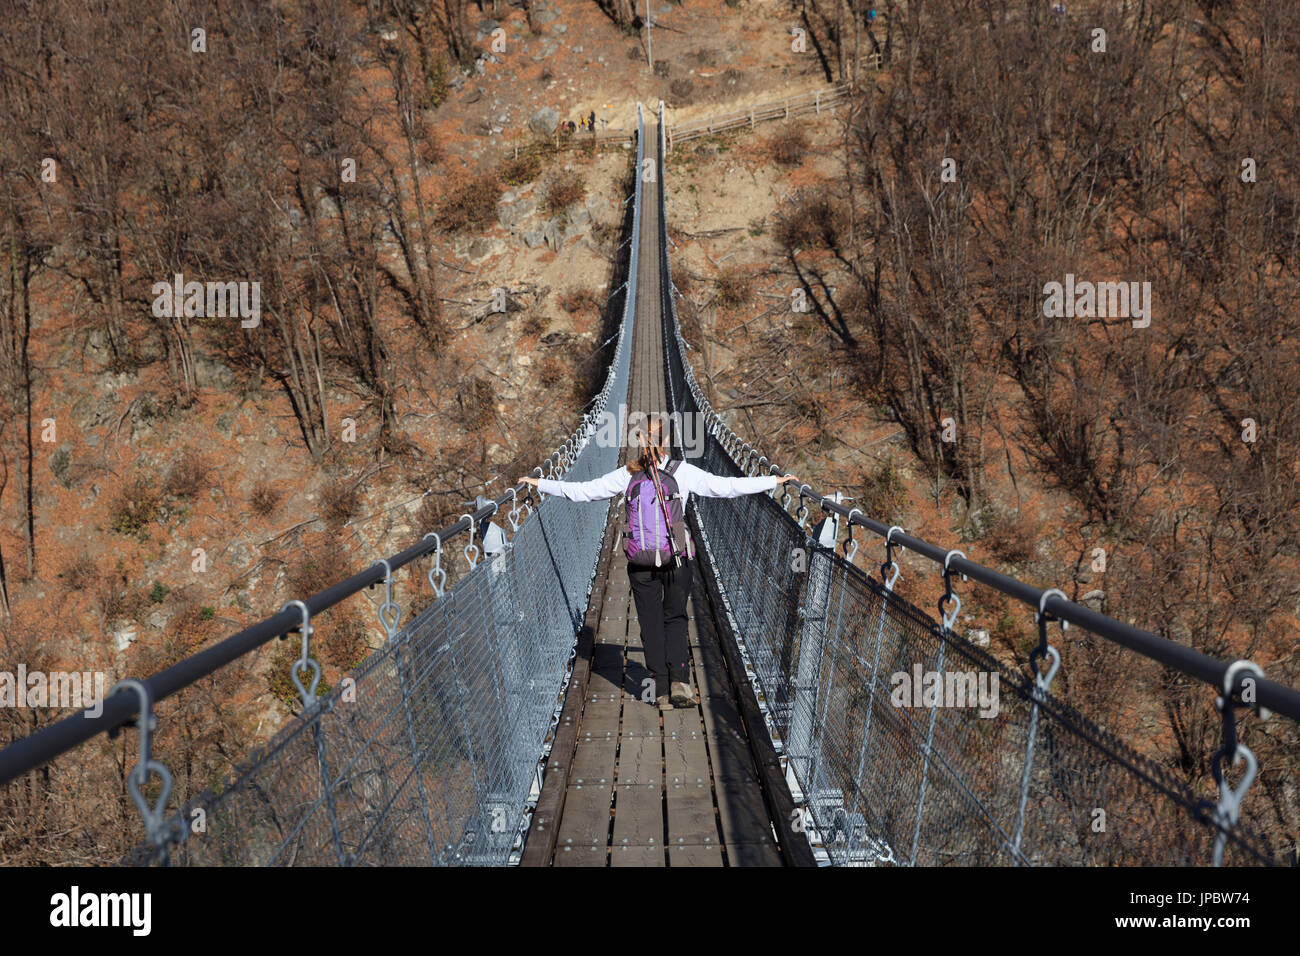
top-left (656, 694), bottom-right (673, 710)
top-left (670, 681), bottom-right (697, 708)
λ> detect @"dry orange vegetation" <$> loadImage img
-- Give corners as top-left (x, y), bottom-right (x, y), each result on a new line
top-left (0, 0), bottom-right (1294, 865)
top-left (671, 0), bottom-right (1299, 858)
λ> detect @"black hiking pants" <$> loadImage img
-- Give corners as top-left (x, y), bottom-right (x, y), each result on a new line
top-left (627, 559), bottom-right (693, 700)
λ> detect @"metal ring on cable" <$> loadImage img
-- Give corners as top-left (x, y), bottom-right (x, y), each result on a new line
top-left (1211, 740), bottom-right (1257, 823)
top-left (423, 532), bottom-right (446, 598)
top-left (372, 558), bottom-right (403, 639)
top-left (943, 549), bottom-right (967, 576)
top-left (842, 509), bottom-right (864, 564)
top-left (885, 525), bottom-right (905, 553)
top-left (460, 513), bottom-right (480, 569)
top-left (109, 678), bottom-right (175, 847)
top-left (506, 489), bottom-right (523, 533)
top-left (1207, 689), bottom-right (1259, 865)
top-left (1035, 588), bottom-right (1070, 632)
top-left (938, 550), bottom-right (966, 632)
top-left (1030, 588), bottom-right (1068, 692)
top-left (1222, 659), bottom-right (1271, 721)
top-left (794, 486), bottom-right (812, 525)
top-left (283, 599), bottom-right (322, 707)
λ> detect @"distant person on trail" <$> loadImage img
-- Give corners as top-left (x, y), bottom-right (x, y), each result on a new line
top-left (519, 416), bottom-right (796, 709)
top-left (588, 110), bottom-right (596, 131)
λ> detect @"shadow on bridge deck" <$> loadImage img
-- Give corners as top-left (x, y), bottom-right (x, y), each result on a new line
top-left (523, 519), bottom-right (801, 866)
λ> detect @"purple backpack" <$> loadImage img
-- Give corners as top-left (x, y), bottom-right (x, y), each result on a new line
top-left (625, 461), bottom-right (691, 567)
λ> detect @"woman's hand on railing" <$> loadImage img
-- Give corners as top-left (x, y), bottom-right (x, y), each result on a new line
top-left (776, 474), bottom-right (798, 485)
top-left (517, 476), bottom-right (540, 487)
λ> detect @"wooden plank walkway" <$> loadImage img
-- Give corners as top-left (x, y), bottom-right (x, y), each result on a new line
top-left (521, 121), bottom-right (804, 867)
top-left (532, 532), bottom-right (785, 867)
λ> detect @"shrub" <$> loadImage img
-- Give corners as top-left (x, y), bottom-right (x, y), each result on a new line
top-left (420, 135), bottom-right (445, 166)
top-left (162, 598), bottom-right (218, 660)
top-left (981, 510), bottom-right (1039, 566)
top-left (458, 377), bottom-right (497, 431)
top-left (163, 453), bottom-right (210, 500)
top-left (539, 354), bottom-right (571, 388)
top-left (500, 149), bottom-right (545, 186)
top-left (560, 287), bottom-right (602, 314)
top-left (858, 459), bottom-right (908, 521)
top-left (319, 605), bottom-right (370, 673)
top-left (769, 125), bottom-right (808, 166)
top-left (149, 580), bottom-right (169, 604)
top-left (249, 481), bottom-right (281, 517)
top-left (320, 478), bottom-right (361, 525)
top-left (423, 55), bottom-right (449, 109)
top-left (441, 170), bottom-right (502, 231)
top-left (545, 169), bottom-right (586, 216)
top-left (715, 268), bottom-right (753, 308)
top-left (63, 554), bottom-right (98, 592)
top-left (96, 559), bottom-right (144, 623)
top-left (286, 550), bottom-right (332, 598)
top-left (415, 495), bottom-right (452, 536)
top-left (776, 196), bottom-right (846, 252)
top-left (110, 477), bottom-right (160, 537)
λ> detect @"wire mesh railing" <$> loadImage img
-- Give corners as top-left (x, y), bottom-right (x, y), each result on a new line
top-left (133, 460), bottom-right (622, 866)
top-left (654, 102), bottom-right (1286, 866)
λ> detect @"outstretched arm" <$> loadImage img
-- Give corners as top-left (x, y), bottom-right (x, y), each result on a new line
top-left (677, 463), bottom-right (798, 498)
top-left (519, 467), bottom-right (630, 502)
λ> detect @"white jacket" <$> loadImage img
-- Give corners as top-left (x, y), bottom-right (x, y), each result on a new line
top-left (537, 456), bottom-right (779, 507)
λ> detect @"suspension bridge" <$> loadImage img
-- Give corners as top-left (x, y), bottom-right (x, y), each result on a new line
top-left (1, 103), bottom-right (1297, 868)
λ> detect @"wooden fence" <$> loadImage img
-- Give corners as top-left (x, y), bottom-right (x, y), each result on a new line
top-left (508, 52), bottom-right (883, 159)
top-left (664, 83), bottom-right (854, 149)
top-left (663, 48), bottom-right (888, 148)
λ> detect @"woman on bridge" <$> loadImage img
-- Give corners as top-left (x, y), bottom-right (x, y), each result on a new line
top-left (520, 417), bottom-right (796, 710)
